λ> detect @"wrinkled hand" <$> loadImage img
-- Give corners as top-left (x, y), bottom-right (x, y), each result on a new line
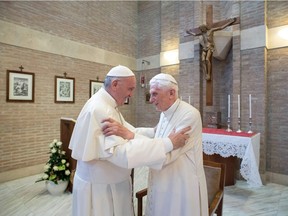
top-left (101, 118), bottom-right (134, 140)
top-left (168, 126), bottom-right (191, 150)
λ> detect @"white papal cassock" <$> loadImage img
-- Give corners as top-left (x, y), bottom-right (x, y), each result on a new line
top-left (137, 99), bottom-right (209, 216)
top-left (69, 88), bottom-right (172, 216)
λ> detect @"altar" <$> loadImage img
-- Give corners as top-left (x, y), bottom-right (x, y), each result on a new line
top-left (202, 128), bottom-right (262, 187)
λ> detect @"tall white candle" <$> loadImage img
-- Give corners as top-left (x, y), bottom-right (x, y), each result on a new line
top-left (238, 95), bottom-right (240, 118)
top-left (180, 96), bottom-right (182, 100)
top-left (188, 96), bottom-right (191, 104)
top-left (249, 94), bottom-right (252, 118)
top-left (228, 94), bottom-right (230, 118)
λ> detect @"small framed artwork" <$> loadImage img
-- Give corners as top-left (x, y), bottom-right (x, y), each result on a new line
top-left (55, 76), bottom-right (75, 103)
top-left (89, 80), bottom-right (104, 97)
top-left (6, 70), bottom-right (35, 102)
top-left (145, 92), bottom-right (151, 103)
top-left (124, 98), bottom-right (129, 105)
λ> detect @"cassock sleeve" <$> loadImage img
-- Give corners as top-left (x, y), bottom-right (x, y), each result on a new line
top-left (69, 100), bottom-right (169, 170)
top-left (69, 108), bottom-right (124, 161)
top-left (107, 137), bottom-right (170, 170)
top-left (134, 127), bottom-right (155, 138)
top-left (69, 99), bottom-right (129, 161)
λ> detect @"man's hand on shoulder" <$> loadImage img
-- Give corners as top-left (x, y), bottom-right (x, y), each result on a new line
top-left (101, 118), bottom-right (134, 140)
top-left (168, 126), bottom-right (191, 150)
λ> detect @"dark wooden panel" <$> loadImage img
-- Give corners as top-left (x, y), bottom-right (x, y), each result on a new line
top-left (60, 118), bottom-right (77, 192)
top-left (203, 153), bottom-right (236, 186)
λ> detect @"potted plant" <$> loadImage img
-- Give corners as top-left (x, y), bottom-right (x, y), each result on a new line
top-left (36, 139), bottom-right (71, 195)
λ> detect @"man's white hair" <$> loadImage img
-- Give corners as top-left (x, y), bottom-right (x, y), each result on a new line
top-left (149, 73), bottom-right (179, 96)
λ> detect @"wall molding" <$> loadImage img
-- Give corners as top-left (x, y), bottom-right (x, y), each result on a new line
top-left (0, 20), bottom-right (136, 70)
top-left (0, 164), bottom-right (44, 183)
top-left (265, 171), bottom-right (288, 186)
top-left (268, 25), bottom-right (288, 49)
top-left (2, 20), bottom-right (287, 73)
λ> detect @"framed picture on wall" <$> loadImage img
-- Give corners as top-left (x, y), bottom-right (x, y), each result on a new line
top-left (89, 80), bottom-right (103, 97)
top-left (124, 97), bottom-right (129, 105)
top-left (6, 70), bottom-right (35, 102)
top-left (55, 76), bottom-right (75, 103)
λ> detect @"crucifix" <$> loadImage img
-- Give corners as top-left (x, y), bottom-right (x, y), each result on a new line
top-left (186, 5), bottom-right (239, 106)
top-left (19, 65), bottom-right (24, 72)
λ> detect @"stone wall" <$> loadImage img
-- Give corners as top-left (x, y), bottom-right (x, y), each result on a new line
top-left (1, 1), bottom-right (288, 184)
top-left (136, 0), bottom-right (288, 184)
top-left (0, 1), bottom-right (137, 181)
top-left (0, 1), bottom-right (137, 57)
top-left (266, 0), bottom-right (288, 180)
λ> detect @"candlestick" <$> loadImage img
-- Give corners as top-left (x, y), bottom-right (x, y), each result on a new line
top-left (249, 94), bottom-right (252, 118)
top-left (236, 117), bottom-right (242, 133)
top-left (226, 94), bottom-right (232, 132)
top-left (248, 117), bottom-right (253, 133)
top-left (228, 94), bottom-right (230, 118)
top-left (140, 74), bottom-right (145, 88)
top-left (237, 94), bottom-right (241, 132)
top-left (226, 117), bottom-right (232, 132)
top-left (238, 95), bottom-right (240, 118)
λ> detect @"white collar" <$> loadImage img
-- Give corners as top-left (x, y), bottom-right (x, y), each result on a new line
top-left (163, 99), bottom-right (180, 118)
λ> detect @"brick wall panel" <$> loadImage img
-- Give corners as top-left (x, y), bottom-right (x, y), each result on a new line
top-left (0, 44), bottom-right (127, 172)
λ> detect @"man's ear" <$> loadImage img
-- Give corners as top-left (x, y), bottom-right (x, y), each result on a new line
top-left (170, 89), bottom-right (176, 96)
top-left (111, 79), bottom-right (118, 88)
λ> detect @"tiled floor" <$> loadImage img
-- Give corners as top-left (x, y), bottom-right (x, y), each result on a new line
top-left (0, 173), bottom-right (288, 216)
top-left (224, 181), bottom-right (288, 216)
top-left (0, 174), bottom-right (71, 216)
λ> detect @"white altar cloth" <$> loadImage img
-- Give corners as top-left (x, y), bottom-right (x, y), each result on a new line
top-left (202, 128), bottom-right (262, 187)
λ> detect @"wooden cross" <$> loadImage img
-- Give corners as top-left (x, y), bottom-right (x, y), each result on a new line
top-left (19, 65), bottom-right (24, 72)
top-left (186, 5), bottom-right (239, 106)
top-left (63, 72), bottom-right (67, 78)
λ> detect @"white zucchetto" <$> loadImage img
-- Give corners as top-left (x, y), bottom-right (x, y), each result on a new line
top-left (150, 73), bottom-right (178, 86)
top-left (106, 65), bottom-right (135, 77)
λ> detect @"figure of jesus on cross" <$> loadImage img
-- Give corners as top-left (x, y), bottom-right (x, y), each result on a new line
top-left (187, 17), bottom-right (236, 81)
top-left (186, 5), bottom-right (239, 106)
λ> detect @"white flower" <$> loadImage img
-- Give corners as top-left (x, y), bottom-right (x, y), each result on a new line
top-left (36, 139), bottom-right (71, 184)
top-left (44, 165), bottom-right (50, 171)
top-left (51, 148), bottom-right (57, 153)
top-left (65, 170), bottom-right (71, 175)
top-left (43, 174), bottom-right (49, 179)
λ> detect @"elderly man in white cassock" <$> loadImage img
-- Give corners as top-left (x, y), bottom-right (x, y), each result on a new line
top-left (103, 73), bottom-right (209, 216)
top-left (69, 65), bottom-right (190, 216)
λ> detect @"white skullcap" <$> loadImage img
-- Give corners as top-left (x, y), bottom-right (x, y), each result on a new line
top-left (150, 73), bottom-right (178, 86)
top-left (106, 65), bottom-right (135, 77)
